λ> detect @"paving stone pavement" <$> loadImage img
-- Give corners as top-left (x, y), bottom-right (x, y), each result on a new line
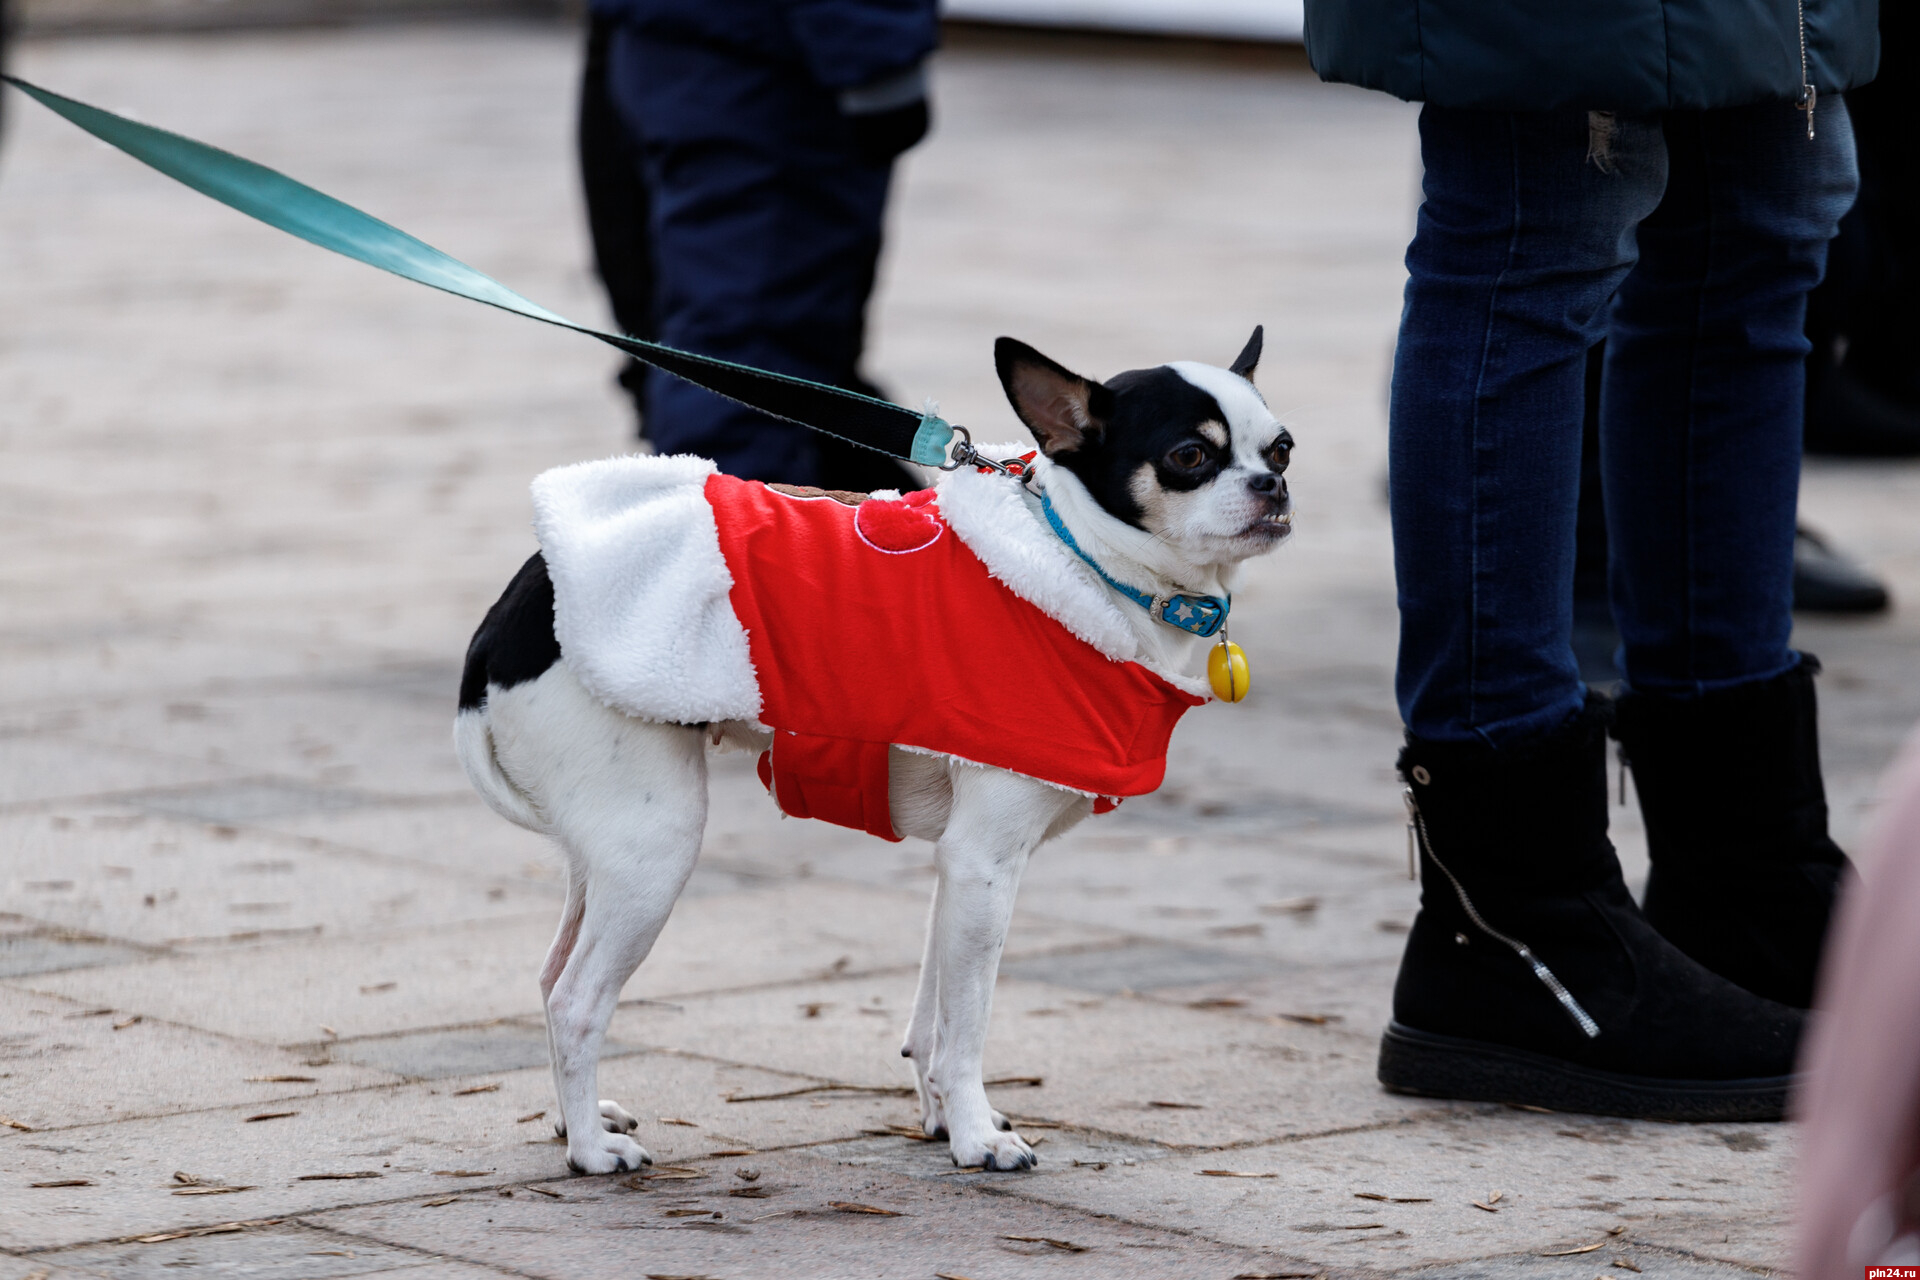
top-left (3, 21), bottom-right (1918, 1280)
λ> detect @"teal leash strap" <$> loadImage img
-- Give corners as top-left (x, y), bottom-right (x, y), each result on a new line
top-left (1, 75), bottom-right (956, 468)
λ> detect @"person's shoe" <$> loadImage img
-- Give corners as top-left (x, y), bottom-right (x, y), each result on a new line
top-left (1378, 696), bottom-right (1802, 1121)
top-left (1793, 525), bottom-right (1891, 615)
top-left (1614, 659), bottom-right (1852, 1009)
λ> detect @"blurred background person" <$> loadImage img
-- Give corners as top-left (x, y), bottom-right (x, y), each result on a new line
top-left (1796, 725), bottom-right (1920, 1275)
top-left (577, 9), bottom-right (657, 445)
top-left (1806, 0), bottom-right (1920, 460)
top-left (580, 0), bottom-right (937, 491)
top-left (1305, 0), bottom-right (1876, 1116)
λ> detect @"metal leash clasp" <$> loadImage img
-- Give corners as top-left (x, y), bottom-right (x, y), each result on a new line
top-left (939, 424), bottom-right (1036, 485)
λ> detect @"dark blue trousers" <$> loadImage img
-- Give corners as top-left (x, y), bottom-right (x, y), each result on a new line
top-left (1390, 102), bottom-right (1859, 746)
top-left (607, 30), bottom-right (893, 485)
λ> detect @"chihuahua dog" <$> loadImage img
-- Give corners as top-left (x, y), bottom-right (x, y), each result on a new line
top-left (454, 329), bottom-right (1292, 1174)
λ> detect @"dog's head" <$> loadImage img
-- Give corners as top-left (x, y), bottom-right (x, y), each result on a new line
top-left (995, 327), bottom-right (1293, 565)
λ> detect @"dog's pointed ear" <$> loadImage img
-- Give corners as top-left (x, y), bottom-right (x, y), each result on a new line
top-left (1229, 325), bottom-right (1263, 382)
top-left (995, 337), bottom-right (1113, 456)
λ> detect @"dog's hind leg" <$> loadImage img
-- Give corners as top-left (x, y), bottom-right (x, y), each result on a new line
top-left (539, 870), bottom-right (639, 1140)
top-left (547, 739), bottom-right (707, 1172)
top-left (924, 768), bottom-right (1080, 1171)
top-left (492, 667), bottom-right (709, 1175)
top-left (902, 878), bottom-right (946, 1136)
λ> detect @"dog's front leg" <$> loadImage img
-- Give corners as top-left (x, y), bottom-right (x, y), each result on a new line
top-left (924, 770), bottom-right (1072, 1171)
top-left (902, 876), bottom-right (1013, 1141)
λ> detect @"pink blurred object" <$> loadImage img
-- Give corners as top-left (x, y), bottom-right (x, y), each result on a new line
top-left (1798, 724), bottom-right (1920, 1277)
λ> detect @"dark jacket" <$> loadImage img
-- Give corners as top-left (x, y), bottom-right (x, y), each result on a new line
top-left (588, 0), bottom-right (938, 90)
top-left (1303, 0), bottom-right (1880, 112)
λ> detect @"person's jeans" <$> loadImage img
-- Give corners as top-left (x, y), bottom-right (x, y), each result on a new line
top-left (1390, 102), bottom-right (1859, 746)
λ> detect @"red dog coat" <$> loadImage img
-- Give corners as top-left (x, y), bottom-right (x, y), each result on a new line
top-left (706, 473), bottom-right (1206, 841)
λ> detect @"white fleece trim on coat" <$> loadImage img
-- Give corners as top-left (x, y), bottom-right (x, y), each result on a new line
top-left (531, 453), bottom-right (763, 724)
top-left (933, 451), bottom-right (1211, 698)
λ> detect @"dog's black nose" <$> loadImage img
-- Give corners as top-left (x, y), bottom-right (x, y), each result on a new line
top-left (1248, 472), bottom-right (1282, 495)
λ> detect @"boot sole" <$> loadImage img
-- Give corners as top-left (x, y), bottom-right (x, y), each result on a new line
top-left (1377, 1022), bottom-right (1791, 1122)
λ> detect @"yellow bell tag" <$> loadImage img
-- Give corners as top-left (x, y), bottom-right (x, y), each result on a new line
top-left (1208, 640), bottom-right (1250, 702)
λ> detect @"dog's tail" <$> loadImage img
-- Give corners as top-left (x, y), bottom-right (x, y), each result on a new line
top-left (454, 705), bottom-right (547, 833)
top-left (455, 552), bottom-right (559, 834)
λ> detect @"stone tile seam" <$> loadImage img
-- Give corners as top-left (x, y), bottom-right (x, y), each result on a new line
top-left (0, 1009), bottom-right (414, 1136)
top-left (3, 952), bottom-right (1390, 1125)
top-left (0, 650), bottom-right (459, 713)
top-left (297, 1165), bottom-right (1292, 1274)
top-left (966, 1160), bottom-right (1775, 1279)
top-left (23, 1213), bottom-right (534, 1277)
top-left (0, 765), bottom-right (469, 818)
top-left (0, 1034), bottom-right (920, 1139)
top-left (1589, 1236), bottom-right (1781, 1277)
top-left (0, 921), bottom-right (1184, 999)
top-left (8, 1137), bottom-right (1223, 1261)
top-left (180, 821), bottom-right (571, 900)
top-left (2, 940), bottom-right (1176, 1089)
top-left (0, 902), bottom-right (562, 973)
top-left (959, 1174), bottom-right (1331, 1271)
top-left (9, 836), bottom-right (1394, 1004)
top-left (0, 918), bottom-right (168, 960)
top-left (616, 1042), bottom-right (1473, 1158)
top-left (984, 1105), bottom-right (1481, 1163)
top-left (1360, 1237), bottom-right (1779, 1279)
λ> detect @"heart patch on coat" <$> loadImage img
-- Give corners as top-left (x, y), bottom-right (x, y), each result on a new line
top-left (854, 489), bottom-right (945, 554)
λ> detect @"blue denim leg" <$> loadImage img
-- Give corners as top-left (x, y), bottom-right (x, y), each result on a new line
top-left (1391, 107), bottom-right (1667, 746)
top-left (1602, 101), bottom-right (1859, 695)
top-left (607, 31), bottom-right (891, 484)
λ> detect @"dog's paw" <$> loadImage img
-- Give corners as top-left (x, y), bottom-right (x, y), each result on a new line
top-left (553, 1100), bottom-right (640, 1139)
top-left (566, 1131), bottom-right (652, 1176)
top-left (949, 1127), bottom-right (1036, 1172)
top-left (918, 1097), bottom-right (946, 1140)
top-left (920, 1091), bottom-right (1007, 1138)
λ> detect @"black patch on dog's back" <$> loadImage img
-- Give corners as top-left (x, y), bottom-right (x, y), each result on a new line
top-left (458, 552), bottom-right (561, 711)
top-left (1050, 366), bottom-right (1230, 529)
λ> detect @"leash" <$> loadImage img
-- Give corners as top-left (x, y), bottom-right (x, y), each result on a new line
top-left (6, 76), bottom-right (1252, 702)
top-left (1, 75), bottom-right (980, 470)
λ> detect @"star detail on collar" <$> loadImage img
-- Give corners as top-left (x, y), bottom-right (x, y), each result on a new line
top-left (1171, 601), bottom-right (1196, 622)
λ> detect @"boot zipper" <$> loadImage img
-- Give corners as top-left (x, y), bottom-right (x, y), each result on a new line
top-left (1796, 0), bottom-right (1817, 140)
top-left (1402, 787), bottom-right (1603, 1039)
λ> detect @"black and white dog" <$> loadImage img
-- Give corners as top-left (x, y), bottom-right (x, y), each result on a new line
top-left (454, 330), bottom-right (1293, 1173)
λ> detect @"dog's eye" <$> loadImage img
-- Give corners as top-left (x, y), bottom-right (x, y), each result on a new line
top-left (1167, 444), bottom-right (1208, 471)
top-left (1264, 440), bottom-right (1291, 472)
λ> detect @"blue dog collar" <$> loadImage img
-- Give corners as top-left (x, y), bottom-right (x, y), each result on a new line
top-left (1039, 491), bottom-right (1230, 639)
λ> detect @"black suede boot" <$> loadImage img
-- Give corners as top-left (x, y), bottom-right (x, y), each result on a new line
top-left (1614, 659), bottom-right (1851, 1009)
top-left (1377, 696), bottom-right (1802, 1121)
